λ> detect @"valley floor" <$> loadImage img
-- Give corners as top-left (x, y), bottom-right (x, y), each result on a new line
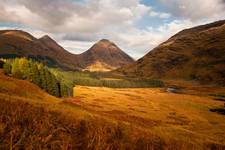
top-left (67, 86), bottom-right (225, 147)
top-left (0, 69), bottom-right (225, 149)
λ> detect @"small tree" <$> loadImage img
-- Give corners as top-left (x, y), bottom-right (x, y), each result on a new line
top-left (19, 58), bottom-right (30, 79)
top-left (3, 61), bottom-right (11, 75)
top-left (11, 58), bottom-right (23, 79)
top-left (38, 64), bottom-right (47, 90)
top-left (30, 63), bottom-right (41, 86)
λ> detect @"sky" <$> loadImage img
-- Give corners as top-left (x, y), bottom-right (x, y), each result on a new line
top-left (0, 0), bottom-right (224, 59)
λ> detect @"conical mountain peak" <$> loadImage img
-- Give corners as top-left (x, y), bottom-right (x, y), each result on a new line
top-left (39, 35), bottom-right (53, 41)
top-left (99, 39), bottom-right (111, 43)
top-left (90, 39), bottom-right (118, 52)
top-left (80, 39), bottom-right (134, 70)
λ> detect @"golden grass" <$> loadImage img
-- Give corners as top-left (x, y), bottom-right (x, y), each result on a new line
top-left (0, 69), bottom-right (225, 149)
top-left (71, 86), bottom-right (225, 147)
top-left (82, 60), bottom-right (116, 72)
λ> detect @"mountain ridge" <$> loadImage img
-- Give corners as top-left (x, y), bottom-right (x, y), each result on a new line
top-left (118, 20), bottom-right (225, 85)
top-left (0, 30), bottom-right (134, 71)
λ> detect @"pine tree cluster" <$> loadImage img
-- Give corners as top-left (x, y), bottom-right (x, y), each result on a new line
top-left (3, 58), bottom-right (72, 97)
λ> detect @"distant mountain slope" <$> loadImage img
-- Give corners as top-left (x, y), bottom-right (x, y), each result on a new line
top-left (0, 30), bottom-right (134, 71)
top-left (0, 30), bottom-right (80, 70)
top-left (37, 35), bottom-right (82, 70)
top-left (80, 39), bottom-right (134, 71)
top-left (119, 20), bottom-right (225, 85)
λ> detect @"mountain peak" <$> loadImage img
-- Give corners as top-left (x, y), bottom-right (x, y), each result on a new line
top-left (39, 35), bottom-right (60, 46)
top-left (99, 39), bottom-right (111, 43)
top-left (96, 39), bottom-right (114, 47)
top-left (40, 35), bottom-right (52, 41)
top-left (38, 34), bottom-right (69, 54)
top-left (0, 30), bottom-right (36, 41)
top-left (81, 39), bottom-right (134, 70)
top-left (91, 39), bottom-right (117, 51)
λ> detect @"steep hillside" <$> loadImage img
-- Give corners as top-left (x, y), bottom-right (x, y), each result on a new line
top-left (119, 20), bottom-right (225, 85)
top-left (0, 31), bottom-right (133, 71)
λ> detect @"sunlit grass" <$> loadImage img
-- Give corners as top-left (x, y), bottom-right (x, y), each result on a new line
top-left (0, 69), bottom-right (225, 149)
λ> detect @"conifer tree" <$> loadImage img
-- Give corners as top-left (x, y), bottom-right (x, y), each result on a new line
top-left (18, 58), bottom-right (30, 79)
top-left (38, 64), bottom-right (47, 91)
top-left (11, 58), bottom-right (23, 79)
top-left (30, 63), bottom-right (41, 86)
top-left (59, 82), bottom-right (66, 97)
top-left (2, 57), bottom-right (72, 98)
top-left (3, 61), bottom-right (11, 75)
top-left (45, 69), bottom-right (52, 93)
top-left (51, 75), bottom-right (60, 97)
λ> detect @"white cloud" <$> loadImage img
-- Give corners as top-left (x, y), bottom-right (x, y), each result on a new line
top-left (159, 0), bottom-right (225, 21)
top-left (0, 0), bottom-right (150, 33)
top-left (157, 20), bottom-right (194, 33)
top-left (59, 40), bottom-right (95, 54)
top-left (144, 3), bottom-right (172, 19)
top-left (149, 10), bottom-right (171, 19)
top-left (0, 0), bottom-right (224, 60)
top-left (159, 13), bottom-right (171, 19)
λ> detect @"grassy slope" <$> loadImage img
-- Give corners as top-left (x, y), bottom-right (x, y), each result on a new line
top-left (0, 69), bottom-right (225, 149)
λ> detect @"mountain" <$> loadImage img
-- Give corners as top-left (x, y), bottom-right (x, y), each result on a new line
top-left (119, 20), bottom-right (225, 85)
top-left (80, 39), bottom-right (134, 71)
top-left (0, 30), bottom-right (134, 71)
top-left (37, 35), bottom-right (82, 70)
top-left (0, 30), bottom-right (80, 70)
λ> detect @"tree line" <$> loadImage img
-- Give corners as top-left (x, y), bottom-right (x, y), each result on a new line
top-left (2, 58), bottom-right (73, 97)
top-left (73, 78), bottom-right (164, 88)
top-left (50, 69), bottom-right (164, 89)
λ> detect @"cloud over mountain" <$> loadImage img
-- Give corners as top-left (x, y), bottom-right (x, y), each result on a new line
top-left (0, 0), bottom-right (224, 59)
